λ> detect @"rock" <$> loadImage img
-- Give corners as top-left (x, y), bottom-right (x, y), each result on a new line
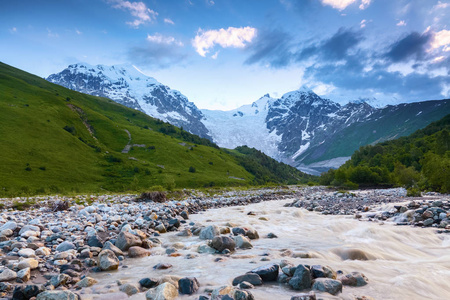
top-left (119, 283), bottom-right (140, 296)
top-left (250, 264), bottom-right (279, 282)
top-left (178, 277), bottom-right (199, 295)
top-left (0, 268), bottom-right (17, 282)
top-left (199, 225), bottom-right (220, 240)
top-left (232, 274), bottom-right (263, 286)
top-left (128, 246), bottom-right (150, 258)
top-left (56, 241), bottom-right (76, 252)
top-left (155, 224), bottom-right (167, 233)
top-left (289, 264), bottom-right (312, 290)
top-left (234, 235), bottom-right (253, 249)
top-left (139, 277), bottom-right (159, 288)
top-left (0, 221), bottom-right (17, 231)
top-left (338, 272), bottom-right (369, 286)
top-left (13, 285), bottom-right (45, 300)
top-left (36, 247), bottom-right (51, 256)
top-left (115, 231), bottom-right (142, 251)
top-left (239, 281), bottom-right (254, 289)
top-left (198, 244), bottom-right (216, 254)
top-left (232, 227), bottom-right (246, 236)
top-left (103, 241), bottom-right (124, 257)
top-left (159, 275), bottom-right (182, 289)
top-left (36, 290), bottom-right (79, 300)
top-left (232, 289), bottom-right (255, 300)
top-left (211, 236), bottom-right (236, 252)
top-left (267, 233), bottom-right (278, 239)
top-left (0, 229), bottom-right (13, 237)
top-left (245, 229), bottom-right (259, 240)
top-left (49, 274), bottom-right (70, 288)
top-left (18, 258), bottom-right (39, 270)
top-left (146, 282), bottom-right (178, 300)
top-left (17, 267), bottom-right (31, 282)
top-left (75, 277), bottom-right (98, 288)
top-left (18, 248), bottom-right (36, 258)
top-left (87, 235), bottom-right (103, 248)
top-left (154, 263), bottom-right (172, 270)
top-left (211, 286), bottom-right (233, 299)
top-left (180, 211), bottom-right (189, 220)
top-left (310, 265), bottom-right (336, 279)
top-left (290, 291), bottom-right (316, 300)
top-left (311, 278), bottom-right (342, 295)
top-left (98, 249), bottom-right (119, 271)
top-left (423, 218), bottom-right (434, 226)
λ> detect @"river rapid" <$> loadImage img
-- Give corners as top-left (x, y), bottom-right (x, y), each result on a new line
top-left (88, 198), bottom-right (450, 300)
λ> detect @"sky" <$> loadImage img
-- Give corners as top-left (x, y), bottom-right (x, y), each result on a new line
top-left (1, 0), bottom-right (450, 110)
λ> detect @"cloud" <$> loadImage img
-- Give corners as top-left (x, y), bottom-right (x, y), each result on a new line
top-left (9, 27), bottom-right (17, 34)
top-left (430, 29), bottom-right (450, 52)
top-left (128, 37), bottom-right (188, 69)
top-left (164, 18), bottom-right (175, 25)
top-left (244, 28), bottom-right (293, 68)
top-left (396, 20), bottom-right (406, 26)
top-left (75, 29), bottom-right (82, 35)
top-left (434, 1), bottom-right (450, 10)
top-left (192, 26), bottom-right (257, 57)
top-left (385, 31), bottom-right (433, 62)
top-left (360, 19), bottom-right (367, 28)
top-left (359, 0), bottom-right (371, 10)
top-left (297, 28), bottom-right (364, 62)
top-left (47, 28), bottom-right (59, 38)
top-left (108, 0), bottom-right (158, 28)
top-left (147, 33), bottom-right (183, 46)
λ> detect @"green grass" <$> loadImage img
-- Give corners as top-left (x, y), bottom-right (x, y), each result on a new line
top-left (0, 62), bottom-right (312, 197)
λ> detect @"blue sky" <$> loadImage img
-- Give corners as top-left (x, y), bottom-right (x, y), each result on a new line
top-left (1, 0), bottom-right (449, 110)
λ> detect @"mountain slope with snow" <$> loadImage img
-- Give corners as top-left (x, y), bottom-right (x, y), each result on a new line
top-left (46, 63), bottom-right (211, 139)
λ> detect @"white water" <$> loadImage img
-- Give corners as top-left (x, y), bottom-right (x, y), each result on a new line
top-left (86, 199), bottom-right (450, 300)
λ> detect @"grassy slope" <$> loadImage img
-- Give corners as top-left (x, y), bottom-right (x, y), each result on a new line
top-left (0, 62), bottom-right (267, 196)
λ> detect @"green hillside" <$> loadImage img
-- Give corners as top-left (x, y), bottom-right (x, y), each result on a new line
top-left (0, 62), bottom-right (311, 197)
top-left (320, 114), bottom-right (450, 193)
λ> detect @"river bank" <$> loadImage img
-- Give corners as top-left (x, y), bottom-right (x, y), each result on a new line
top-left (0, 186), bottom-right (448, 299)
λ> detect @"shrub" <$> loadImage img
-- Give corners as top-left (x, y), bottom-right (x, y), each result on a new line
top-left (138, 191), bottom-right (167, 203)
top-left (406, 187), bottom-right (421, 197)
top-left (63, 125), bottom-right (77, 135)
top-left (188, 166), bottom-right (196, 173)
top-left (39, 166), bottom-right (46, 171)
top-left (25, 166), bottom-right (32, 171)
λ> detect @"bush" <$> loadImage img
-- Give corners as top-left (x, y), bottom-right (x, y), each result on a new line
top-left (138, 191), bottom-right (167, 203)
top-left (188, 166), bottom-right (196, 173)
top-left (406, 187), bottom-right (422, 197)
top-left (63, 125), bottom-right (77, 135)
top-left (105, 154), bottom-right (122, 163)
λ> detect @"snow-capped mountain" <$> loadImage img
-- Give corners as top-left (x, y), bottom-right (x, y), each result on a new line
top-left (47, 64), bottom-right (450, 175)
top-left (46, 63), bottom-right (211, 139)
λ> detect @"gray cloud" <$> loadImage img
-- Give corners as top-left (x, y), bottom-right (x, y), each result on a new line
top-left (128, 42), bottom-right (189, 69)
top-left (384, 31), bottom-right (433, 62)
top-left (244, 28), bottom-right (293, 68)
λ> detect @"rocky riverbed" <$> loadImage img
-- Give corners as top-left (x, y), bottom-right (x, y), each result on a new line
top-left (0, 186), bottom-right (448, 300)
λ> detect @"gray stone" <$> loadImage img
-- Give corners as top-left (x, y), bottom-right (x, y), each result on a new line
top-left (211, 236), bottom-right (236, 252)
top-left (17, 267), bottom-right (31, 282)
top-left (146, 282), bottom-right (178, 300)
top-left (338, 272), bottom-right (369, 286)
top-left (98, 249), bottom-right (119, 271)
top-left (18, 248), bottom-right (36, 258)
top-left (0, 221), bottom-right (17, 231)
top-left (56, 241), bottom-right (76, 252)
top-left (234, 235), bottom-right (253, 249)
top-left (197, 244), bottom-right (216, 254)
top-left (119, 283), bottom-right (140, 296)
top-left (290, 291), bottom-right (316, 300)
top-left (232, 274), bottom-right (263, 286)
top-left (18, 258), bottom-right (39, 270)
top-left (250, 264), bottom-right (279, 282)
top-left (36, 290), bottom-right (79, 300)
top-left (178, 277), bottom-right (199, 295)
top-left (0, 268), bottom-right (17, 282)
top-left (103, 241), bottom-right (124, 257)
top-left (289, 265), bottom-right (312, 290)
top-left (311, 278), bottom-right (342, 295)
top-left (128, 246), bottom-right (150, 258)
top-left (49, 274), bottom-right (70, 288)
top-left (75, 277), bottom-right (98, 288)
top-left (115, 231), bottom-right (142, 251)
top-left (199, 225), bottom-right (220, 240)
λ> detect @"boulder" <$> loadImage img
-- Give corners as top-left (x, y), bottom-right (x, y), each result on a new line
top-left (49, 274), bottom-right (70, 288)
top-left (146, 282), bottom-right (178, 300)
top-left (18, 258), bottom-right (39, 270)
top-left (211, 236), bottom-right (236, 252)
top-left (119, 283), bottom-right (140, 296)
top-left (234, 235), bottom-right (253, 249)
top-left (178, 277), bottom-right (199, 295)
top-left (199, 225), bottom-right (220, 240)
top-left (310, 265), bottom-right (336, 279)
top-left (36, 290), bottom-right (79, 300)
top-left (311, 278), bottom-right (342, 295)
top-left (139, 277), bottom-right (159, 288)
top-left (56, 241), bottom-right (76, 252)
top-left (74, 277), bottom-right (98, 288)
top-left (98, 250), bottom-right (119, 271)
top-left (115, 231), bottom-right (142, 251)
top-left (232, 274), bottom-right (263, 286)
top-left (17, 268), bottom-right (31, 282)
top-left (18, 248), bottom-right (36, 258)
top-left (338, 272), bottom-right (368, 286)
top-left (13, 285), bottom-right (45, 300)
top-left (128, 246), bottom-right (151, 258)
top-left (87, 235), bottom-right (103, 248)
top-left (103, 241), bottom-right (124, 257)
top-left (249, 264), bottom-right (279, 282)
top-left (0, 268), bottom-right (17, 282)
top-left (289, 265), bottom-right (312, 291)
top-left (245, 229), bottom-right (259, 240)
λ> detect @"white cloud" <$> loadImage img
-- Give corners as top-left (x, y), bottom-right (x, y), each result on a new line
top-left (47, 28), bottom-right (59, 38)
top-left (75, 29), bottom-right (82, 35)
top-left (396, 20), bottom-right (406, 26)
top-left (9, 27), bottom-right (17, 34)
top-left (360, 19), bottom-right (367, 28)
top-left (359, 0), bottom-right (372, 10)
top-left (164, 18), bottom-right (175, 25)
top-left (192, 26), bottom-right (257, 57)
top-left (431, 29), bottom-right (450, 52)
top-left (211, 51), bottom-right (219, 59)
top-left (321, 0), bottom-right (356, 11)
top-left (147, 33), bottom-right (183, 46)
top-left (434, 1), bottom-right (450, 10)
top-left (109, 0), bottom-right (158, 28)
